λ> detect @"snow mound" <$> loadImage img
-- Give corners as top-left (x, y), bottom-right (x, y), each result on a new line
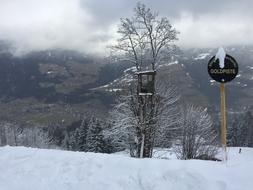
top-left (0, 146), bottom-right (253, 190)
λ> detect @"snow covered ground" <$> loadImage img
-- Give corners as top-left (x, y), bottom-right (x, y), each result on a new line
top-left (0, 146), bottom-right (252, 190)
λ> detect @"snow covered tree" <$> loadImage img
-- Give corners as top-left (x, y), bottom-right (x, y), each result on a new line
top-left (47, 122), bottom-right (65, 148)
top-left (75, 118), bottom-right (88, 151)
top-left (228, 117), bottom-right (239, 146)
top-left (154, 81), bottom-right (182, 147)
top-left (174, 105), bottom-right (218, 160)
top-left (245, 111), bottom-right (253, 147)
top-left (0, 121), bottom-right (50, 148)
top-left (112, 2), bottom-right (178, 71)
top-left (86, 117), bottom-right (104, 153)
top-left (228, 110), bottom-right (253, 147)
top-left (110, 3), bottom-right (179, 158)
top-left (62, 131), bottom-right (70, 150)
top-left (107, 94), bottom-right (139, 157)
top-left (107, 81), bottom-right (180, 158)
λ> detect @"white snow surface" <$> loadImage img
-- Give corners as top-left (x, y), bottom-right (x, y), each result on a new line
top-left (157, 60), bottom-right (179, 68)
top-left (215, 47), bottom-right (226, 68)
top-left (0, 146), bottom-right (253, 190)
top-left (106, 88), bottom-right (122, 92)
top-left (194, 53), bottom-right (210, 60)
top-left (123, 66), bottom-right (137, 73)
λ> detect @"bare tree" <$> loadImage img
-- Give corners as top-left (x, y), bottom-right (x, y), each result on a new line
top-left (109, 2), bottom-right (179, 158)
top-left (174, 105), bottom-right (219, 160)
top-left (112, 2), bottom-right (178, 71)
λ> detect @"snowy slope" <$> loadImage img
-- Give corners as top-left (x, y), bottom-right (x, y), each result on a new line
top-left (0, 146), bottom-right (252, 190)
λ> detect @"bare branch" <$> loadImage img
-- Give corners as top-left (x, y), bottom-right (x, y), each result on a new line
top-left (111, 2), bottom-right (178, 71)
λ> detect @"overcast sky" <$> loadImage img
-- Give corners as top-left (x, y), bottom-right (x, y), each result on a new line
top-left (0, 0), bottom-right (253, 55)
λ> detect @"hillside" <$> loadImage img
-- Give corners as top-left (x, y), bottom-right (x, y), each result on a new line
top-left (0, 146), bottom-right (252, 190)
top-left (89, 46), bottom-right (253, 110)
top-left (0, 48), bottom-right (130, 126)
top-left (0, 44), bottom-right (252, 129)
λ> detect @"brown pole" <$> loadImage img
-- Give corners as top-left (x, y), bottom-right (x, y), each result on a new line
top-left (220, 83), bottom-right (227, 161)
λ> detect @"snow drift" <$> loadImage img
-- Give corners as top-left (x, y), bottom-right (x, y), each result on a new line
top-left (0, 146), bottom-right (252, 190)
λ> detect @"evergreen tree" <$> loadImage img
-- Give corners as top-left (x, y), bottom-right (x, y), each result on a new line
top-left (76, 118), bottom-right (88, 151)
top-left (228, 118), bottom-right (239, 146)
top-left (62, 129), bottom-right (70, 150)
top-left (86, 117), bottom-right (104, 153)
top-left (229, 110), bottom-right (253, 147)
top-left (244, 111), bottom-right (253, 146)
top-left (68, 129), bottom-right (80, 151)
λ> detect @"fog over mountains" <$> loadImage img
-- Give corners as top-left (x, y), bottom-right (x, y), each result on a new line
top-left (0, 41), bottom-right (252, 128)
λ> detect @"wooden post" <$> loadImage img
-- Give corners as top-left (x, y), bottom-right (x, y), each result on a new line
top-left (220, 83), bottom-right (227, 161)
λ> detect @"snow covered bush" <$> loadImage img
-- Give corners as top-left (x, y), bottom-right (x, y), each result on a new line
top-left (174, 105), bottom-right (219, 160)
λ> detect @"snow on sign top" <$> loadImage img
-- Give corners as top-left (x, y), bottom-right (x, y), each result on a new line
top-left (215, 47), bottom-right (226, 68)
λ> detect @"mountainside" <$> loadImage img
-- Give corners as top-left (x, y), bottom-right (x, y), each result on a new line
top-left (0, 146), bottom-right (253, 190)
top-left (96, 46), bottom-right (253, 110)
top-left (0, 48), bottom-right (131, 126)
top-left (0, 44), bottom-right (253, 127)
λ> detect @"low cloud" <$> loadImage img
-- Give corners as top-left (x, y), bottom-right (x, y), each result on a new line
top-left (174, 12), bottom-right (253, 48)
top-left (0, 0), bottom-right (116, 55)
top-left (0, 0), bottom-right (253, 55)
